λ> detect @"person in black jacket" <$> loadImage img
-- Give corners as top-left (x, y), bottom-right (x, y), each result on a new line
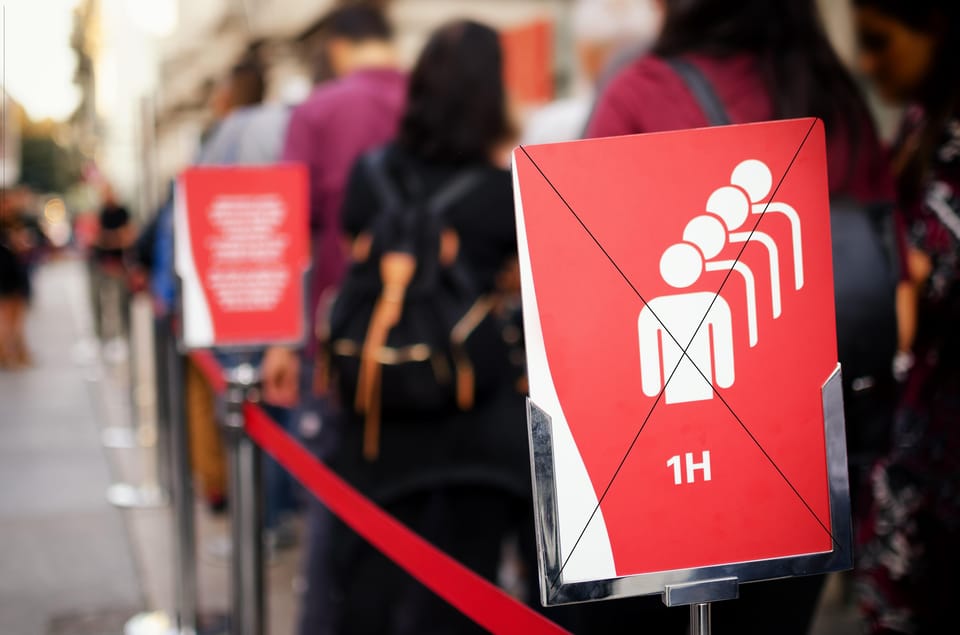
top-left (0, 188), bottom-right (34, 368)
top-left (325, 20), bottom-right (533, 635)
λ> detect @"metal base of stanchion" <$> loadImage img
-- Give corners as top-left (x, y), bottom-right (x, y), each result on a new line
top-left (102, 426), bottom-right (139, 448)
top-left (103, 420), bottom-right (159, 449)
top-left (122, 611), bottom-right (178, 635)
top-left (107, 483), bottom-right (169, 508)
top-left (122, 610), bottom-right (229, 635)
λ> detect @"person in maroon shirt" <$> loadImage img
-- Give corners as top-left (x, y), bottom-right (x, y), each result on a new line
top-left (583, 1), bottom-right (899, 634)
top-left (262, 4), bottom-right (406, 407)
top-left (258, 7), bottom-right (406, 635)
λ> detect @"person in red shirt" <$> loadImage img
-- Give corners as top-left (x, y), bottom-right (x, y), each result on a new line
top-left (587, 3), bottom-right (891, 206)
top-left (584, 1), bottom-right (898, 634)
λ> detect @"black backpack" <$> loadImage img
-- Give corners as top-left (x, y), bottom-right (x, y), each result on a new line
top-left (668, 58), bottom-right (899, 457)
top-left (323, 149), bottom-right (510, 461)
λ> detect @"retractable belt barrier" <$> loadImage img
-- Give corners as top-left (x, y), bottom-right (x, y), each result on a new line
top-left (188, 350), bottom-right (569, 635)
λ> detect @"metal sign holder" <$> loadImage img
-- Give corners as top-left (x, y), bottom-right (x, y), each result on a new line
top-left (526, 365), bottom-right (852, 634)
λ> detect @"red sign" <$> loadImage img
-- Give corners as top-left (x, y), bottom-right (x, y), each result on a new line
top-left (175, 165), bottom-right (310, 349)
top-left (513, 119), bottom-right (839, 583)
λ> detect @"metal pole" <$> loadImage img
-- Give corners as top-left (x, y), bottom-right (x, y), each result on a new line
top-left (101, 276), bottom-right (139, 450)
top-left (690, 602), bottom-right (711, 635)
top-left (153, 316), bottom-right (173, 497)
top-left (123, 321), bottom-right (196, 635)
top-left (167, 335), bottom-right (198, 635)
top-left (106, 294), bottom-right (169, 508)
top-left (224, 363), bottom-right (265, 635)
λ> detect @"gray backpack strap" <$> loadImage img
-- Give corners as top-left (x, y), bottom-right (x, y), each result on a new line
top-left (364, 147), bottom-right (403, 210)
top-left (365, 148), bottom-right (481, 216)
top-left (667, 57), bottom-right (731, 126)
top-left (426, 170), bottom-right (484, 216)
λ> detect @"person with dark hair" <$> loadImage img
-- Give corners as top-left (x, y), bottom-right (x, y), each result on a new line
top-left (584, 1), bottom-right (901, 633)
top-left (229, 58), bottom-right (265, 108)
top-left (0, 188), bottom-right (34, 369)
top-left (193, 52), bottom-right (306, 546)
top-left (322, 20), bottom-right (530, 635)
top-left (852, 2), bottom-right (960, 633)
top-left (196, 57), bottom-right (281, 165)
top-left (589, 0), bottom-right (880, 150)
top-left (89, 182), bottom-right (135, 352)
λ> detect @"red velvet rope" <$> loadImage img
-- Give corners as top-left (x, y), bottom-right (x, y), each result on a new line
top-left (189, 352), bottom-right (569, 635)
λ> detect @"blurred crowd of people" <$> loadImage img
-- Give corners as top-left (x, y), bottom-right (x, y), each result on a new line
top-left (95, 0), bottom-right (960, 633)
top-left (0, 187), bottom-right (43, 369)
top-left (0, 184), bottom-right (87, 367)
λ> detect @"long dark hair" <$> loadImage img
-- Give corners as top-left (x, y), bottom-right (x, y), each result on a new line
top-left (854, 0), bottom-right (960, 198)
top-left (398, 20), bottom-right (511, 165)
top-left (654, 0), bottom-right (868, 139)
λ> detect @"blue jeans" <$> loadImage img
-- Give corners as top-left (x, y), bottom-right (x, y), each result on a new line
top-left (296, 360), bottom-right (342, 635)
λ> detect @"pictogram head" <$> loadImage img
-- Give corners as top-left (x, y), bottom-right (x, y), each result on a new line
top-left (706, 186), bottom-right (751, 231)
top-left (731, 159), bottom-right (773, 203)
top-left (683, 214), bottom-right (727, 260)
top-left (660, 242), bottom-right (703, 289)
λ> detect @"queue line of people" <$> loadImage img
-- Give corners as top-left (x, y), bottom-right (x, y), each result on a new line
top-left (137, 1), bottom-right (959, 633)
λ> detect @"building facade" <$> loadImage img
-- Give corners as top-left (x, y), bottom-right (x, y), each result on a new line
top-left (77, 0), bottom-right (876, 215)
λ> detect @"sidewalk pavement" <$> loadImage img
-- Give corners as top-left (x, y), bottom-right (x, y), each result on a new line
top-left (0, 258), bottom-right (304, 635)
top-left (0, 259), bottom-right (143, 634)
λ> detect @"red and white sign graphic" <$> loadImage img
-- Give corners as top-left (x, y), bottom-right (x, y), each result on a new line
top-left (175, 165), bottom-right (310, 349)
top-left (513, 119), bottom-right (838, 583)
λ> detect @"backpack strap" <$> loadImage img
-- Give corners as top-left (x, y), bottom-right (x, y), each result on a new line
top-left (364, 148), bottom-right (482, 217)
top-left (666, 57), bottom-right (731, 127)
top-left (426, 169), bottom-right (484, 216)
top-left (363, 147), bottom-right (403, 211)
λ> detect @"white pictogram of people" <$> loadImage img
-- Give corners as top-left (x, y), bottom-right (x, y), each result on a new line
top-left (639, 243), bottom-right (735, 405)
top-left (639, 159), bottom-right (803, 405)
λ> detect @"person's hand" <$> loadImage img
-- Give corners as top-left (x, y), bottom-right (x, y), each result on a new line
top-left (10, 227), bottom-right (33, 253)
top-left (907, 247), bottom-right (932, 285)
top-left (261, 346), bottom-right (300, 407)
top-left (127, 267), bottom-right (148, 293)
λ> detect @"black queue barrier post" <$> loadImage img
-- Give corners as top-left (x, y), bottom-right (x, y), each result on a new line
top-left (104, 294), bottom-right (170, 509)
top-left (167, 331), bottom-right (200, 635)
top-left (223, 362), bottom-right (265, 635)
top-left (152, 316), bottom-right (174, 503)
top-left (123, 319), bottom-right (199, 635)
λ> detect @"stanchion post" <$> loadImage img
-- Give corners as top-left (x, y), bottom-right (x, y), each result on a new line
top-left (153, 315), bottom-right (173, 498)
top-left (690, 602), bottom-right (711, 635)
top-left (167, 334), bottom-right (199, 635)
top-left (105, 294), bottom-right (170, 508)
top-left (223, 362), bottom-right (265, 635)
